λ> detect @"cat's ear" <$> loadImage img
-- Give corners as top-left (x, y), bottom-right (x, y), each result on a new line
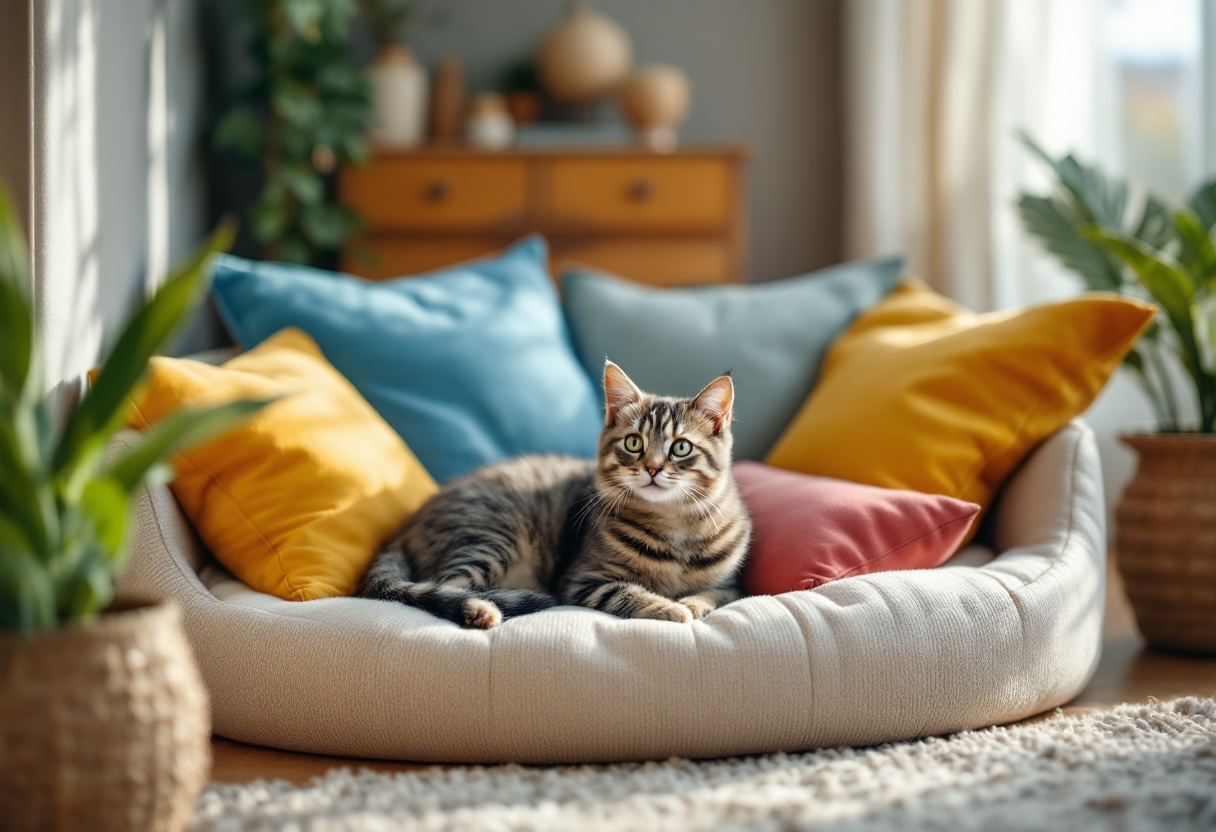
top-left (604, 360), bottom-right (642, 426)
top-left (693, 374), bottom-right (734, 435)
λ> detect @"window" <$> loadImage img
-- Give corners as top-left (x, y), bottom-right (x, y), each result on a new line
top-left (1106, 0), bottom-right (1203, 202)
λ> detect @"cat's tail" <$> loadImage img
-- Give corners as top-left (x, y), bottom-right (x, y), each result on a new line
top-left (360, 547), bottom-right (556, 630)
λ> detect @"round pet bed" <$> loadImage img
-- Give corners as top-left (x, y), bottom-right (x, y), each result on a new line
top-left (113, 421), bottom-right (1105, 764)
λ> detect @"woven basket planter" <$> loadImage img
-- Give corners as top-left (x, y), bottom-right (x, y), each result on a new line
top-left (1115, 434), bottom-right (1216, 655)
top-left (0, 600), bottom-right (210, 832)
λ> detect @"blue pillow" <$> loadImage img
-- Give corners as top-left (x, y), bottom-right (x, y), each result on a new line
top-left (561, 257), bottom-right (904, 461)
top-left (211, 236), bottom-right (602, 482)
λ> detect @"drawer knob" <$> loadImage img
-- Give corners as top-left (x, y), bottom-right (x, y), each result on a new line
top-left (426, 181), bottom-right (449, 203)
top-left (628, 180), bottom-right (653, 202)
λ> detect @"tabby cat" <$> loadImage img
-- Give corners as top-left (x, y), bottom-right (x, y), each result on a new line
top-left (361, 361), bottom-right (751, 629)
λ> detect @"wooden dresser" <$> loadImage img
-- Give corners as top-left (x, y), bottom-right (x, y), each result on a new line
top-left (340, 146), bottom-right (748, 286)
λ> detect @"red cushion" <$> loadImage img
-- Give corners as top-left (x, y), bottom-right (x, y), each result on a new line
top-left (735, 461), bottom-right (980, 595)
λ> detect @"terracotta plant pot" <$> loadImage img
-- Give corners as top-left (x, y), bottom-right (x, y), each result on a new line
top-left (0, 600), bottom-right (211, 832)
top-left (1115, 433), bottom-right (1216, 655)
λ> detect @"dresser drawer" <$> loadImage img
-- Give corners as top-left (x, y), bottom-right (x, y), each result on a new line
top-left (545, 159), bottom-right (730, 232)
top-left (342, 159), bottom-right (529, 231)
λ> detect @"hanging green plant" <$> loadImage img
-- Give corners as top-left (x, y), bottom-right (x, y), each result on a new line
top-left (215, 0), bottom-right (373, 265)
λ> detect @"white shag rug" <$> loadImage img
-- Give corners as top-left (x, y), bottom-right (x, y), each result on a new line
top-left (193, 698), bottom-right (1216, 832)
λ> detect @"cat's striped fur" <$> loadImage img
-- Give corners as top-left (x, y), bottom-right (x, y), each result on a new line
top-left (361, 361), bottom-right (751, 628)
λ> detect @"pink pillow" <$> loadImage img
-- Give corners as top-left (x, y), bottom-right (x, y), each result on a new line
top-left (735, 461), bottom-right (980, 595)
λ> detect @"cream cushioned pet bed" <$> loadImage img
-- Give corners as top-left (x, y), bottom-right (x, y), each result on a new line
top-left (111, 420), bottom-right (1105, 764)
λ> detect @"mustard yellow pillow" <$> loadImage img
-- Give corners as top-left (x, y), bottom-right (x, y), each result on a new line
top-left (766, 281), bottom-right (1153, 532)
top-left (126, 328), bottom-right (437, 600)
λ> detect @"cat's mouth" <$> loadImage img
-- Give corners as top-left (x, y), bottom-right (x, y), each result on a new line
top-left (639, 477), bottom-right (668, 493)
top-left (633, 478), bottom-right (679, 503)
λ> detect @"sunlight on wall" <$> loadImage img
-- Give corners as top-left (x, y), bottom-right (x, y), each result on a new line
top-left (32, 0), bottom-right (105, 418)
top-left (30, 0), bottom-right (207, 420)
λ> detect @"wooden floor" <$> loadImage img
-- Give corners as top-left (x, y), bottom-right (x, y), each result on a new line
top-left (209, 559), bottom-right (1216, 786)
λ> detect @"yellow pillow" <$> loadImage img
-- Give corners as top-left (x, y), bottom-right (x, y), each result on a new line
top-left (766, 281), bottom-right (1153, 531)
top-left (126, 328), bottom-right (437, 601)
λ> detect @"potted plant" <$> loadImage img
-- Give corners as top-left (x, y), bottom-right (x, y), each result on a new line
top-left (1019, 135), bottom-right (1216, 655)
top-left (0, 185), bottom-right (268, 832)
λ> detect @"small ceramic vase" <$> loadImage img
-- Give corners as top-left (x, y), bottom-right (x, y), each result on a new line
top-left (369, 44), bottom-right (428, 149)
top-left (466, 94), bottom-right (515, 150)
top-left (618, 65), bottom-right (690, 152)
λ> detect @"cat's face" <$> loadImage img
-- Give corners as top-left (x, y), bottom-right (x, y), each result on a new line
top-left (598, 361), bottom-right (735, 505)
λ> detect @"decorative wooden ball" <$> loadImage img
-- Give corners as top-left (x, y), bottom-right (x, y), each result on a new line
top-left (618, 65), bottom-right (690, 152)
top-left (537, 3), bottom-right (632, 104)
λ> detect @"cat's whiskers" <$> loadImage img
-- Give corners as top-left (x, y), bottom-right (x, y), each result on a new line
top-left (698, 490), bottom-right (730, 528)
top-left (578, 474), bottom-right (630, 528)
top-left (601, 479), bottom-right (632, 521)
top-left (583, 475), bottom-right (629, 527)
top-left (689, 495), bottom-right (721, 532)
top-left (676, 486), bottom-right (713, 532)
top-left (571, 488), bottom-right (607, 529)
top-left (682, 482), bottom-right (727, 531)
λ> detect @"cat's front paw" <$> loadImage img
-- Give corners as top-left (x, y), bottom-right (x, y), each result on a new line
top-left (677, 595), bottom-right (716, 619)
top-left (633, 600), bottom-right (694, 624)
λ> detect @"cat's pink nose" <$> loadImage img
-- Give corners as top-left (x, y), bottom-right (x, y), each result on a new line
top-left (647, 467), bottom-right (662, 477)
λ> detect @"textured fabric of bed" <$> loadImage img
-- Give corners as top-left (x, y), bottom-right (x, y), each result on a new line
top-left (111, 421), bottom-right (1105, 764)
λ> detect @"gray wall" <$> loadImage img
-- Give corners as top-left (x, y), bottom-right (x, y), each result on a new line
top-left (406, 0), bottom-right (844, 282)
top-left (26, 0), bottom-right (211, 414)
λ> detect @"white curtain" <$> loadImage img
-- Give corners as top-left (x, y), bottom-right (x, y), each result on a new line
top-left (842, 0), bottom-right (1153, 516)
top-left (843, 0), bottom-right (1114, 312)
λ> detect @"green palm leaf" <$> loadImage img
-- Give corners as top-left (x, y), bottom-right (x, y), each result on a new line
top-left (1017, 195), bottom-right (1123, 292)
top-left (1081, 227), bottom-right (1193, 324)
top-left (1174, 210), bottom-right (1216, 291)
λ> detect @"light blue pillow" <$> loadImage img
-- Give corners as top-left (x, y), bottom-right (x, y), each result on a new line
top-left (561, 257), bottom-right (904, 461)
top-left (211, 236), bottom-right (602, 482)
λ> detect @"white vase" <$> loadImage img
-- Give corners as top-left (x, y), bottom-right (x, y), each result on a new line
top-left (370, 45), bottom-right (428, 149)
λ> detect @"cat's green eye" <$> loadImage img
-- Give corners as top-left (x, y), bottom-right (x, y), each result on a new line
top-left (624, 434), bottom-right (644, 453)
top-left (671, 439), bottom-right (693, 458)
